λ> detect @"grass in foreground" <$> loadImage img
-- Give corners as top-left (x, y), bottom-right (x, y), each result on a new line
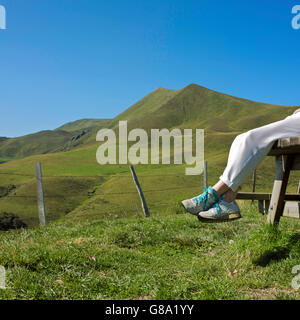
top-left (0, 203), bottom-right (299, 300)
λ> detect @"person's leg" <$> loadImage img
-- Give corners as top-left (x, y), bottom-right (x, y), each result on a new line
top-left (219, 112), bottom-right (300, 193)
top-left (182, 112), bottom-right (300, 216)
top-left (211, 180), bottom-right (230, 198)
top-left (211, 181), bottom-right (240, 202)
top-left (198, 113), bottom-right (300, 221)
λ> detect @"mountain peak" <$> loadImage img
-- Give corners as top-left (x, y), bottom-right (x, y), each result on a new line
top-left (184, 83), bottom-right (209, 90)
top-left (154, 86), bottom-right (172, 92)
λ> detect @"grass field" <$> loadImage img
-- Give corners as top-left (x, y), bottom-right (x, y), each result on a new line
top-left (0, 203), bottom-right (299, 300)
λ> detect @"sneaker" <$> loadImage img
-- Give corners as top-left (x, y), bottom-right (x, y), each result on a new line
top-left (197, 198), bottom-right (241, 222)
top-left (181, 186), bottom-right (219, 215)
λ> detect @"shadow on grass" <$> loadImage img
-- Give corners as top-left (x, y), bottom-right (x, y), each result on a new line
top-left (253, 233), bottom-right (300, 267)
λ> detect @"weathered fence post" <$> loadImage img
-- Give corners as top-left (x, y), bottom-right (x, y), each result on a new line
top-left (0, 266), bottom-right (5, 289)
top-left (252, 169), bottom-right (257, 204)
top-left (35, 162), bottom-right (46, 226)
top-left (297, 180), bottom-right (300, 213)
top-left (252, 169), bottom-right (256, 193)
top-left (130, 165), bottom-right (150, 217)
top-left (203, 161), bottom-right (208, 189)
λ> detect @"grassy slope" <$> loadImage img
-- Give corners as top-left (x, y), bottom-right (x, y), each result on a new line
top-left (0, 130), bottom-right (74, 160)
top-left (0, 203), bottom-right (299, 300)
top-left (0, 120), bottom-right (111, 161)
top-left (55, 119), bottom-right (110, 132)
top-left (0, 84), bottom-right (299, 228)
top-left (111, 87), bottom-right (180, 123)
top-left (126, 84), bottom-right (298, 131)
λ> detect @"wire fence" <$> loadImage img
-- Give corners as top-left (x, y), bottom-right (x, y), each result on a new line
top-left (0, 171), bottom-right (263, 200)
top-left (0, 171), bottom-right (198, 178)
top-left (0, 166), bottom-right (206, 227)
top-left (0, 169), bottom-right (205, 198)
top-left (2, 157), bottom-right (300, 229)
top-left (0, 163), bottom-right (266, 226)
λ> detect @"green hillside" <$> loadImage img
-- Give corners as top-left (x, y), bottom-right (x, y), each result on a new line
top-left (55, 119), bottom-right (110, 132)
top-left (0, 83), bottom-right (299, 228)
top-left (110, 87), bottom-right (180, 127)
top-left (0, 120), bottom-right (110, 162)
top-left (2, 84), bottom-right (297, 162)
top-left (0, 88), bottom-right (181, 162)
top-left (0, 130), bottom-right (74, 161)
top-left (121, 84), bottom-right (298, 131)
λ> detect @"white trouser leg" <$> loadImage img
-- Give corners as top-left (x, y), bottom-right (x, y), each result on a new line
top-left (220, 113), bottom-right (300, 192)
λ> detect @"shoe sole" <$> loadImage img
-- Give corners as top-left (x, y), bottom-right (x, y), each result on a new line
top-left (197, 212), bottom-right (242, 223)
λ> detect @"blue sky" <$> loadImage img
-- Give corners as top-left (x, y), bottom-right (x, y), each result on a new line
top-left (0, 0), bottom-right (300, 137)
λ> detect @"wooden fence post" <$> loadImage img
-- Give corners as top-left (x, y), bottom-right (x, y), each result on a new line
top-left (297, 180), bottom-right (300, 214)
top-left (252, 169), bottom-right (257, 193)
top-left (35, 162), bottom-right (46, 226)
top-left (203, 161), bottom-right (208, 189)
top-left (130, 165), bottom-right (150, 217)
top-left (252, 169), bottom-right (257, 204)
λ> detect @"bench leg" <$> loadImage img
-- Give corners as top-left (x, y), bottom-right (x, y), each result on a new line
top-left (258, 200), bottom-right (264, 214)
top-left (267, 155), bottom-right (294, 225)
top-left (265, 200), bottom-right (270, 214)
top-left (258, 200), bottom-right (270, 215)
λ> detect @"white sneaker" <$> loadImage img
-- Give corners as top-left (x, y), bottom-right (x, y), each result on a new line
top-left (198, 198), bottom-right (241, 222)
top-left (181, 186), bottom-right (219, 215)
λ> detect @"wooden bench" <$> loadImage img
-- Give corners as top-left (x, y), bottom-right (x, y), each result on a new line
top-left (237, 136), bottom-right (300, 225)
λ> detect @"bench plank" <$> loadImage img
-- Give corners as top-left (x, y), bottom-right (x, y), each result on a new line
top-left (268, 137), bottom-right (300, 156)
top-left (268, 146), bottom-right (300, 156)
top-left (277, 136), bottom-right (300, 148)
top-left (236, 192), bottom-right (300, 201)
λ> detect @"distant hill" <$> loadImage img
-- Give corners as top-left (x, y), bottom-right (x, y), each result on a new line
top-left (55, 119), bottom-right (110, 133)
top-left (0, 130), bottom-right (73, 160)
top-left (0, 120), bottom-right (110, 161)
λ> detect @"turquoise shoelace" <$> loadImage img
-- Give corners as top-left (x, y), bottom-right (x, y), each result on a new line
top-left (193, 186), bottom-right (217, 210)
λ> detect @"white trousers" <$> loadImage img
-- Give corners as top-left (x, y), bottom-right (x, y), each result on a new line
top-left (220, 112), bottom-right (300, 192)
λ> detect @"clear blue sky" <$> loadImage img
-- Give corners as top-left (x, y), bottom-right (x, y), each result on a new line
top-left (0, 0), bottom-right (300, 137)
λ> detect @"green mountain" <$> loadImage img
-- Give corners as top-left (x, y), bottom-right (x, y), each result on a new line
top-left (3, 84), bottom-right (297, 162)
top-left (117, 83), bottom-right (298, 131)
top-left (0, 83), bottom-right (299, 227)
